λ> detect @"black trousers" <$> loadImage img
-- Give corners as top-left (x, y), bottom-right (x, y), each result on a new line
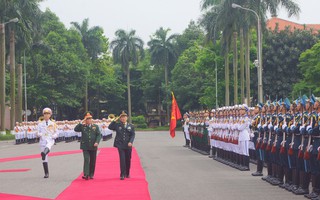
top-left (117, 148), bottom-right (132, 176)
top-left (82, 150), bottom-right (97, 177)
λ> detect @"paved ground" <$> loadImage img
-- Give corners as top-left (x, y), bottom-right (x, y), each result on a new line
top-left (0, 131), bottom-right (307, 200)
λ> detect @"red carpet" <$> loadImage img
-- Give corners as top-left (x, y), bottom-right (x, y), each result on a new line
top-left (0, 168), bottom-right (30, 173)
top-left (56, 147), bottom-right (151, 200)
top-left (0, 193), bottom-right (51, 200)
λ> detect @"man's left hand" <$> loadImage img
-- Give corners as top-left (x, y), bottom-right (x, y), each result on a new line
top-left (128, 142), bottom-right (132, 147)
top-left (94, 143), bottom-right (98, 147)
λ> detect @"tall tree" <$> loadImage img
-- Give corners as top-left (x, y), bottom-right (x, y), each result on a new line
top-left (71, 18), bottom-right (108, 113)
top-left (0, 0), bottom-right (44, 129)
top-left (110, 29), bottom-right (144, 123)
top-left (147, 27), bottom-right (179, 123)
top-left (264, 27), bottom-right (318, 99)
top-left (200, 0), bottom-right (300, 105)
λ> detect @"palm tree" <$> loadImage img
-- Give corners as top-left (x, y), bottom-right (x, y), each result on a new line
top-left (201, 0), bottom-right (243, 106)
top-left (0, 0), bottom-right (44, 129)
top-left (200, 0), bottom-right (300, 105)
top-left (110, 29), bottom-right (144, 123)
top-left (71, 18), bottom-right (108, 113)
top-left (147, 27), bottom-right (178, 123)
top-left (71, 18), bottom-right (107, 61)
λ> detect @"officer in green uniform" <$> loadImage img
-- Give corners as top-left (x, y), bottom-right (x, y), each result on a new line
top-left (74, 111), bottom-right (101, 180)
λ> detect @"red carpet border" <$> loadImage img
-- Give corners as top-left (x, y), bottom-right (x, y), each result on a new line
top-left (0, 193), bottom-right (51, 200)
top-left (0, 150), bottom-right (82, 163)
top-left (0, 168), bottom-right (30, 173)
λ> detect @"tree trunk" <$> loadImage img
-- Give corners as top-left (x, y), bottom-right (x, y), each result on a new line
top-left (16, 64), bottom-right (22, 123)
top-left (165, 52), bottom-right (169, 125)
top-left (85, 79), bottom-right (88, 112)
top-left (245, 32), bottom-right (251, 106)
top-left (225, 42), bottom-right (230, 106)
top-left (233, 31), bottom-right (238, 105)
top-left (10, 28), bottom-right (15, 132)
top-left (165, 65), bottom-right (169, 125)
top-left (240, 29), bottom-right (245, 104)
top-left (0, 24), bottom-right (5, 133)
top-left (127, 66), bottom-right (132, 123)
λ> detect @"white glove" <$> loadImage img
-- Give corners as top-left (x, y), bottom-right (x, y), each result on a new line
top-left (306, 125), bottom-right (312, 131)
top-left (257, 123), bottom-right (262, 129)
top-left (282, 124), bottom-right (287, 130)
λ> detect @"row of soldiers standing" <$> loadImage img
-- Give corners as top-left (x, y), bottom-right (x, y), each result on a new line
top-left (251, 95), bottom-right (320, 199)
top-left (184, 94), bottom-right (320, 200)
top-left (186, 104), bottom-right (253, 171)
top-left (13, 118), bottom-right (113, 144)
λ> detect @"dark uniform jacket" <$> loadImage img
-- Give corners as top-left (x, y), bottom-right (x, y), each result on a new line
top-left (108, 121), bottom-right (135, 149)
top-left (74, 123), bottom-right (101, 150)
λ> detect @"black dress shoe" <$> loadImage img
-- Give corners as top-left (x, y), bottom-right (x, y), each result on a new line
top-left (125, 175), bottom-right (130, 178)
top-left (293, 187), bottom-right (309, 195)
top-left (305, 192), bottom-right (318, 199)
top-left (82, 176), bottom-right (89, 180)
top-left (251, 171), bottom-right (263, 176)
top-left (120, 176), bottom-right (125, 180)
top-left (89, 176), bottom-right (94, 179)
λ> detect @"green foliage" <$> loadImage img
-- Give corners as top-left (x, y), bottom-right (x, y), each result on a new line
top-left (132, 115), bottom-right (147, 128)
top-left (25, 10), bottom-right (95, 119)
top-left (0, 133), bottom-right (15, 141)
top-left (176, 21), bottom-right (205, 54)
top-left (263, 28), bottom-right (318, 100)
top-left (171, 46), bottom-right (205, 111)
top-left (293, 42), bottom-right (320, 96)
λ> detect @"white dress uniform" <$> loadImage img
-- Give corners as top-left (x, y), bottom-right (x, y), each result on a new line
top-left (183, 118), bottom-right (190, 141)
top-left (38, 120), bottom-right (58, 162)
top-left (238, 115), bottom-right (250, 156)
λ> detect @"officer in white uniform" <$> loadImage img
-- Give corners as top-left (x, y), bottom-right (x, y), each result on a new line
top-left (182, 112), bottom-right (190, 147)
top-left (37, 107), bottom-right (58, 178)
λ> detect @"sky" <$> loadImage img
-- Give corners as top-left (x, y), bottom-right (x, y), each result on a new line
top-left (39, 0), bottom-right (320, 43)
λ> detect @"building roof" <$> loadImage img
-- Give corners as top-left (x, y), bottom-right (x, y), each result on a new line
top-left (267, 17), bottom-right (320, 34)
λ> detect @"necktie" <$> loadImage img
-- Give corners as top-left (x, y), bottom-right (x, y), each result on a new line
top-left (46, 121), bottom-right (48, 126)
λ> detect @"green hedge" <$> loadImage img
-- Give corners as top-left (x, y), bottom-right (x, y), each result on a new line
top-left (132, 115), bottom-right (147, 128)
top-left (0, 132), bottom-right (15, 140)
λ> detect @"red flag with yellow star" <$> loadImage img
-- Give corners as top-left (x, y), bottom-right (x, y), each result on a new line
top-left (170, 92), bottom-right (182, 138)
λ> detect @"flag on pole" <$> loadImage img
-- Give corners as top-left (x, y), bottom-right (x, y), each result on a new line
top-left (170, 92), bottom-right (182, 138)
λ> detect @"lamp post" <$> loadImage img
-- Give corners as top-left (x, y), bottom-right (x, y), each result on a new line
top-left (0, 18), bottom-right (18, 135)
top-left (199, 46), bottom-right (219, 108)
top-left (232, 3), bottom-right (263, 103)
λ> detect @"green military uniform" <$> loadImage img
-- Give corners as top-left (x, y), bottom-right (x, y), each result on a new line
top-left (74, 112), bottom-right (101, 180)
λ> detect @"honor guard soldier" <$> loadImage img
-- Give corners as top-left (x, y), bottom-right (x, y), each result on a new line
top-left (108, 110), bottom-right (135, 180)
top-left (292, 95), bottom-right (310, 195)
top-left (37, 107), bottom-right (58, 178)
top-left (305, 95), bottom-right (320, 199)
top-left (278, 98), bottom-right (293, 189)
top-left (74, 111), bottom-right (101, 180)
top-left (182, 112), bottom-right (191, 147)
top-left (237, 104), bottom-right (251, 171)
top-left (252, 103), bottom-right (264, 176)
top-left (304, 94), bottom-right (320, 199)
top-left (261, 101), bottom-right (273, 182)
